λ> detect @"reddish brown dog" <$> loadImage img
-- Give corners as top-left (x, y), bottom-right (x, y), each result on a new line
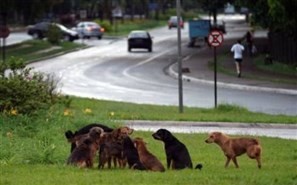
top-left (98, 126), bottom-right (134, 169)
top-left (205, 132), bottom-right (262, 169)
top-left (134, 137), bottom-right (165, 172)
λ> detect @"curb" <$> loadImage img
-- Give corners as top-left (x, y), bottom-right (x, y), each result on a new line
top-left (167, 61), bottom-right (297, 96)
top-left (123, 120), bottom-right (297, 129)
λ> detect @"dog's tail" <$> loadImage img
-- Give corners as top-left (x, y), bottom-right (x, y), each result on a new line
top-left (195, 163), bottom-right (203, 170)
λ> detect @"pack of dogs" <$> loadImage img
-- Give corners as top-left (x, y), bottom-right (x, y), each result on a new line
top-left (65, 123), bottom-right (262, 171)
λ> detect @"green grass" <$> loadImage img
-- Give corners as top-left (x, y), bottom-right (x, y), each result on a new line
top-left (5, 40), bottom-right (85, 64)
top-left (0, 98), bottom-right (296, 185)
top-left (254, 55), bottom-right (296, 76)
top-left (214, 53), bottom-right (296, 84)
top-left (107, 19), bottom-right (166, 36)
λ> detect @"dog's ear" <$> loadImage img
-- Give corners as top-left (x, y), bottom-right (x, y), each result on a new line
top-left (65, 130), bottom-right (74, 139)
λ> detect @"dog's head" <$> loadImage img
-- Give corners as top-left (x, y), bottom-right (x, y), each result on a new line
top-left (133, 137), bottom-right (146, 149)
top-left (89, 127), bottom-right (104, 140)
top-left (152, 128), bottom-right (173, 142)
top-left (205, 132), bottom-right (223, 143)
top-left (112, 126), bottom-right (134, 140)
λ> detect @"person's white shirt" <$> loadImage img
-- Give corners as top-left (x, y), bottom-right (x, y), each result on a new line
top-left (231, 43), bottom-right (244, 59)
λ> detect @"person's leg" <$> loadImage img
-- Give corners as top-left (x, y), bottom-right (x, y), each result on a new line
top-left (235, 61), bottom-right (241, 77)
top-left (238, 62), bottom-right (242, 77)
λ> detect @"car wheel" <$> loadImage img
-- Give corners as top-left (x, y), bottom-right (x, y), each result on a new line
top-left (128, 47), bottom-right (132, 52)
top-left (148, 46), bottom-right (152, 52)
top-left (97, 36), bottom-right (102, 40)
top-left (64, 35), bottom-right (71, 41)
top-left (32, 32), bottom-right (40, 39)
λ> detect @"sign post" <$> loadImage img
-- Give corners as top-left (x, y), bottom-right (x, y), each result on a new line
top-left (207, 30), bottom-right (224, 108)
top-left (0, 25), bottom-right (10, 63)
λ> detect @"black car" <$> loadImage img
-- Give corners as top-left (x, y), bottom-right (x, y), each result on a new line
top-left (27, 22), bottom-right (79, 42)
top-left (128, 30), bottom-right (153, 52)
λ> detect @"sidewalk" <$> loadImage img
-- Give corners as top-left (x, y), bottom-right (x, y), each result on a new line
top-left (169, 35), bottom-right (297, 95)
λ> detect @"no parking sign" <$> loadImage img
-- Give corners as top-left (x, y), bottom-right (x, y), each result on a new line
top-left (208, 30), bottom-right (224, 47)
top-left (207, 30), bottom-right (224, 108)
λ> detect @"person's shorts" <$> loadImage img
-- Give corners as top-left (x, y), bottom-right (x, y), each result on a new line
top-left (235, 58), bottom-right (242, 62)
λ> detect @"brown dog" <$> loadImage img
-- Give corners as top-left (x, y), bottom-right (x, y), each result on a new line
top-left (98, 126), bottom-right (134, 169)
top-left (67, 127), bottom-right (104, 168)
top-left (205, 132), bottom-right (262, 169)
top-left (134, 137), bottom-right (165, 172)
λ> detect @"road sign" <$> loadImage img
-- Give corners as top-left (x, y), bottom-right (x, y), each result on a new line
top-left (208, 30), bottom-right (224, 47)
top-left (0, 26), bottom-right (10, 38)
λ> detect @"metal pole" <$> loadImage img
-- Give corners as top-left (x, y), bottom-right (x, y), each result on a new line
top-left (176, 0), bottom-right (183, 113)
top-left (214, 47), bottom-right (217, 108)
top-left (2, 38), bottom-right (5, 63)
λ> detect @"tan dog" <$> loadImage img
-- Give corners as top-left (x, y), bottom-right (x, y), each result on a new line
top-left (67, 127), bottom-right (104, 168)
top-left (134, 137), bottom-right (165, 172)
top-left (205, 132), bottom-right (262, 169)
top-left (98, 126), bottom-right (133, 169)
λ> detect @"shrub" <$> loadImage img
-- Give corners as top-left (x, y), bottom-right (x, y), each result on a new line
top-left (94, 19), bottom-right (112, 32)
top-left (47, 24), bottom-right (61, 45)
top-left (0, 57), bottom-right (61, 115)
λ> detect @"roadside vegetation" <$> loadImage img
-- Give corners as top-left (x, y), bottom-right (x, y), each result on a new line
top-left (5, 40), bottom-right (85, 64)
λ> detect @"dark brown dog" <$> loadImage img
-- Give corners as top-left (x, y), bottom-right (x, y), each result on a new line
top-left (205, 132), bottom-right (262, 169)
top-left (67, 127), bottom-right (104, 168)
top-left (123, 136), bottom-right (146, 170)
top-left (134, 137), bottom-right (165, 172)
top-left (152, 129), bottom-right (193, 170)
top-left (65, 123), bottom-right (113, 152)
top-left (98, 126), bottom-right (134, 169)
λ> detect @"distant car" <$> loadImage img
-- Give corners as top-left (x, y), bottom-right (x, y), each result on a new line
top-left (168, 16), bottom-right (184, 29)
top-left (127, 30), bottom-right (153, 52)
top-left (211, 20), bottom-right (226, 34)
top-left (240, 7), bottom-right (249, 14)
top-left (224, 3), bottom-right (235, 14)
top-left (72, 22), bottom-right (104, 39)
top-left (27, 22), bottom-right (79, 42)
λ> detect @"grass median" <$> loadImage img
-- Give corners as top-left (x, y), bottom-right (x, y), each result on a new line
top-left (1, 97), bottom-right (296, 185)
top-left (5, 40), bottom-right (85, 64)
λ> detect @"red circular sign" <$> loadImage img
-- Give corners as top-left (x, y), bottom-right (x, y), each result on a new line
top-left (0, 26), bottom-right (10, 38)
top-left (208, 30), bottom-right (224, 47)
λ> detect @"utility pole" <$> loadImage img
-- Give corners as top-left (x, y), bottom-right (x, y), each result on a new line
top-left (176, 0), bottom-right (183, 113)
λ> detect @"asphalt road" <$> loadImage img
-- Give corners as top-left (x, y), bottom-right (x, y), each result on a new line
top-left (8, 15), bottom-right (295, 116)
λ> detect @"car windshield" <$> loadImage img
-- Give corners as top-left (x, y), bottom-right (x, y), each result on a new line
top-left (129, 32), bottom-right (148, 38)
top-left (170, 16), bottom-right (182, 22)
top-left (86, 23), bottom-right (99, 27)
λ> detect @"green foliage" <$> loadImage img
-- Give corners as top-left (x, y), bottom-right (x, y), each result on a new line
top-left (46, 24), bottom-right (61, 45)
top-left (94, 19), bottom-right (112, 32)
top-left (0, 57), bottom-right (61, 115)
top-left (6, 40), bottom-right (84, 64)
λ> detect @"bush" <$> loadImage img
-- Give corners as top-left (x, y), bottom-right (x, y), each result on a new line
top-left (47, 24), bottom-right (61, 45)
top-left (0, 57), bottom-right (61, 115)
top-left (94, 19), bottom-right (112, 32)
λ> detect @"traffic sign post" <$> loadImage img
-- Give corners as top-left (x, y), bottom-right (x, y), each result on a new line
top-left (207, 30), bottom-right (224, 108)
top-left (0, 25), bottom-right (10, 63)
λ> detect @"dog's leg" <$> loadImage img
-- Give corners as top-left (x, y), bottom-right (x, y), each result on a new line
top-left (232, 157), bottom-right (239, 168)
top-left (256, 156), bottom-right (261, 169)
top-left (225, 157), bottom-right (231, 168)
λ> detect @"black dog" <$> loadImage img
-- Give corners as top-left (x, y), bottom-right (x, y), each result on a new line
top-left (123, 137), bottom-right (146, 170)
top-left (65, 123), bottom-right (113, 152)
top-left (152, 128), bottom-right (198, 170)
